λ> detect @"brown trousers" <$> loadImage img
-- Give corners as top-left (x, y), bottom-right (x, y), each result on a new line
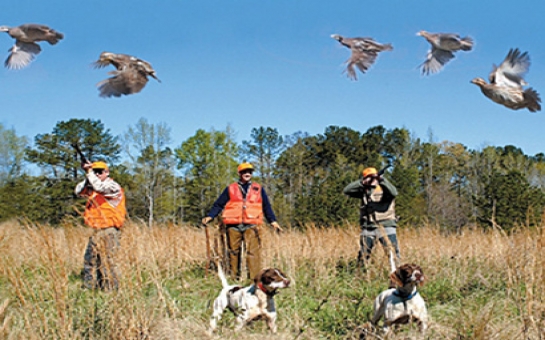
top-left (226, 226), bottom-right (261, 280)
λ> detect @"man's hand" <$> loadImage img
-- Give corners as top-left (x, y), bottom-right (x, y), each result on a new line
top-left (202, 216), bottom-right (212, 226)
top-left (81, 161), bottom-right (93, 172)
top-left (271, 221), bottom-right (283, 233)
top-left (362, 175), bottom-right (380, 187)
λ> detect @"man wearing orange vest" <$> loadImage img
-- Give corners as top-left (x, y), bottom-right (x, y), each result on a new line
top-left (202, 163), bottom-right (282, 280)
top-left (75, 160), bottom-right (126, 290)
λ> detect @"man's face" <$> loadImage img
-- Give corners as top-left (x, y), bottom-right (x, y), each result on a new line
top-left (93, 168), bottom-right (109, 181)
top-left (239, 169), bottom-right (253, 182)
top-left (362, 175), bottom-right (378, 187)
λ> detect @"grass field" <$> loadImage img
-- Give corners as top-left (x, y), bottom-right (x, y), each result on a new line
top-left (0, 220), bottom-right (542, 339)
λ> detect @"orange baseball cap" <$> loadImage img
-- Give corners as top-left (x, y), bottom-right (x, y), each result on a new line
top-left (92, 161), bottom-right (109, 170)
top-left (237, 163), bottom-right (254, 173)
top-left (362, 167), bottom-right (377, 178)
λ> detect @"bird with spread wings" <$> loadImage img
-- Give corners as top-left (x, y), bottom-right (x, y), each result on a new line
top-left (471, 48), bottom-right (541, 112)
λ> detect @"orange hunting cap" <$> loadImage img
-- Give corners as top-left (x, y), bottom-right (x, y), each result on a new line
top-left (92, 161), bottom-right (109, 170)
top-left (362, 167), bottom-right (377, 178)
top-left (237, 163), bottom-right (254, 173)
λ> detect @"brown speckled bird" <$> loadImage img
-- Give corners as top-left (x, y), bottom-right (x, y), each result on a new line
top-left (0, 24), bottom-right (64, 69)
top-left (417, 30), bottom-right (473, 75)
top-left (93, 52), bottom-right (160, 98)
top-left (331, 34), bottom-right (393, 80)
top-left (471, 48), bottom-right (541, 112)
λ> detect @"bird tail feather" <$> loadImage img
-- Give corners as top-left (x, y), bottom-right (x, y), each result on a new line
top-left (524, 88), bottom-right (542, 112)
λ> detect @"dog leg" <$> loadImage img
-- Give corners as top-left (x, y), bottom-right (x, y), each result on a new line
top-left (419, 320), bottom-right (427, 333)
top-left (235, 311), bottom-right (248, 332)
top-left (209, 295), bottom-right (228, 332)
top-left (265, 313), bottom-right (277, 333)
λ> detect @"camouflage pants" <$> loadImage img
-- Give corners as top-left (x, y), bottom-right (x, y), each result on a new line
top-left (359, 232), bottom-right (401, 265)
top-left (83, 227), bottom-right (121, 290)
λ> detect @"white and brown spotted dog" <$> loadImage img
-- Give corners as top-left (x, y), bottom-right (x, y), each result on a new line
top-left (371, 262), bottom-right (428, 335)
top-left (209, 264), bottom-right (290, 333)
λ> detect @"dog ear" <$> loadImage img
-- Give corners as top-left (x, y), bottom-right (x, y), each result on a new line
top-left (253, 269), bottom-right (266, 285)
top-left (415, 265), bottom-right (426, 286)
top-left (389, 269), bottom-right (403, 287)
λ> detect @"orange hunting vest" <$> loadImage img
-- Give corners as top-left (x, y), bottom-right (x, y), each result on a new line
top-left (84, 189), bottom-right (126, 229)
top-left (222, 182), bottom-right (263, 225)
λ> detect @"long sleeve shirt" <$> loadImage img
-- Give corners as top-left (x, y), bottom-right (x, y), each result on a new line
top-left (343, 177), bottom-right (398, 228)
top-left (75, 172), bottom-right (123, 206)
top-left (206, 182), bottom-right (277, 224)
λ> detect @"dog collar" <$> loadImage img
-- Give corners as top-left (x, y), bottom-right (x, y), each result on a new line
top-left (258, 282), bottom-right (276, 296)
top-left (393, 289), bottom-right (418, 301)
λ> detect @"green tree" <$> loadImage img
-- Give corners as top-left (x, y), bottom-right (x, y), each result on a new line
top-left (123, 118), bottom-right (175, 227)
top-left (26, 119), bottom-right (119, 180)
top-left (174, 127), bottom-right (238, 223)
top-left (241, 127), bottom-right (283, 192)
top-left (23, 119), bottom-right (120, 224)
top-left (476, 170), bottom-right (544, 229)
top-left (0, 124), bottom-right (28, 184)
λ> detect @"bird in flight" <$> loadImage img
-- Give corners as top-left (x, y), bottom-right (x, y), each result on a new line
top-left (331, 34), bottom-right (393, 80)
top-left (417, 30), bottom-right (473, 75)
top-left (93, 52), bottom-right (161, 98)
top-left (0, 23), bottom-right (64, 69)
top-left (471, 48), bottom-right (541, 112)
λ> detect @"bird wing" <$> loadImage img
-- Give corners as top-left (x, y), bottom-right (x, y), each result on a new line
top-left (97, 72), bottom-right (130, 98)
top-left (492, 48), bottom-right (530, 88)
top-left (4, 41), bottom-right (41, 69)
top-left (97, 67), bottom-right (149, 98)
top-left (135, 60), bottom-right (161, 82)
top-left (92, 59), bottom-right (111, 69)
top-left (420, 47), bottom-right (454, 75)
top-left (344, 49), bottom-right (378, 80)
top-left (352, 38), bottom-right (391, 52)
top-left (125, 67), bottom-right (149, 93)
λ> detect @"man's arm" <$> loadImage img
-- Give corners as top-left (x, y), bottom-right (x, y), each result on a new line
top-left (343, 180), bottom-right (365, 198)
top-left (379, 177), bottom-right (398, 197)
top-left (74, 179), bottom-right (90, 196)
top-left (261, 187), bottom-right (277, 223)
top-left (86, 172), bottom-right (121, 198)
top-left (206, 187), bottom-right (230, 219)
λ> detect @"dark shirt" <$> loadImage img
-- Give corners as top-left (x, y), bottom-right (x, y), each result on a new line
top-left (206, 181), bottom-right (277, 224)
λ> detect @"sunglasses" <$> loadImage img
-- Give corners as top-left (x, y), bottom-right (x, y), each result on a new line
top-left (240, 170), bottom-right (253, 174)
top-left (93, 169), bottom-right (105, 175)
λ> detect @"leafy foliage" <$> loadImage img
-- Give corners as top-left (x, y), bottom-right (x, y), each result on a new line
top-left (2, 119), bottom-right (545, 229)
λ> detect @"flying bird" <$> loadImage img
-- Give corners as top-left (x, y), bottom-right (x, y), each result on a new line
top-left (417, 30), bottom-right (473, 75)
top-left (331, 34), bottom-right (393, 80)
top-left (93, 52), bottom-right (160, 98)
top-left (0, 24), bottom-right (64, 69)
top-left (471, 48), bottom-right (541, 112)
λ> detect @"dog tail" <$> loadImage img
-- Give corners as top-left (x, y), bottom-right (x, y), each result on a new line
top-left (389, 250), bottom-right (396, 273)
top-left (218, 262), bottom-right (229, 288)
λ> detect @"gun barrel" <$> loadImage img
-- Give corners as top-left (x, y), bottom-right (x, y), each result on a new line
top-left (72, 144), bottom-right (89, 163)
top-left (377, 164), bottom-right (392, 176)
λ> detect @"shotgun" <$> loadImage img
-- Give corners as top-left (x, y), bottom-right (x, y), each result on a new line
top-left (377, 163), bottom-right (392, 177)
top-left (71, 143), bottom-right (89, 164)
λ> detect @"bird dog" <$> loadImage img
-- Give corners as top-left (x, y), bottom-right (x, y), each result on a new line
top-left (209, 264), bottom-right (290, 333)
top-left (371, 259), bottom-right (428, 335)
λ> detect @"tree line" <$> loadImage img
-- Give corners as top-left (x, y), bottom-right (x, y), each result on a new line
top-left (1, 118), bottom-right (544, 231)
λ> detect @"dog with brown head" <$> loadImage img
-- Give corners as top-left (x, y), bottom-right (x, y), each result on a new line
top-left (372, 263), bottom-right (428, 335)
top-left (210, 265), bottom-right (290, 334)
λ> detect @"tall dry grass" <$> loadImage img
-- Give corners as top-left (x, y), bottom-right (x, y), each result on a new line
top-left (0, 220), bottom-right (542, 339)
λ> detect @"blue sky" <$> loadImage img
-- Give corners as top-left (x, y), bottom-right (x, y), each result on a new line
top-left (1, 1), bottom-right (544, 156)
